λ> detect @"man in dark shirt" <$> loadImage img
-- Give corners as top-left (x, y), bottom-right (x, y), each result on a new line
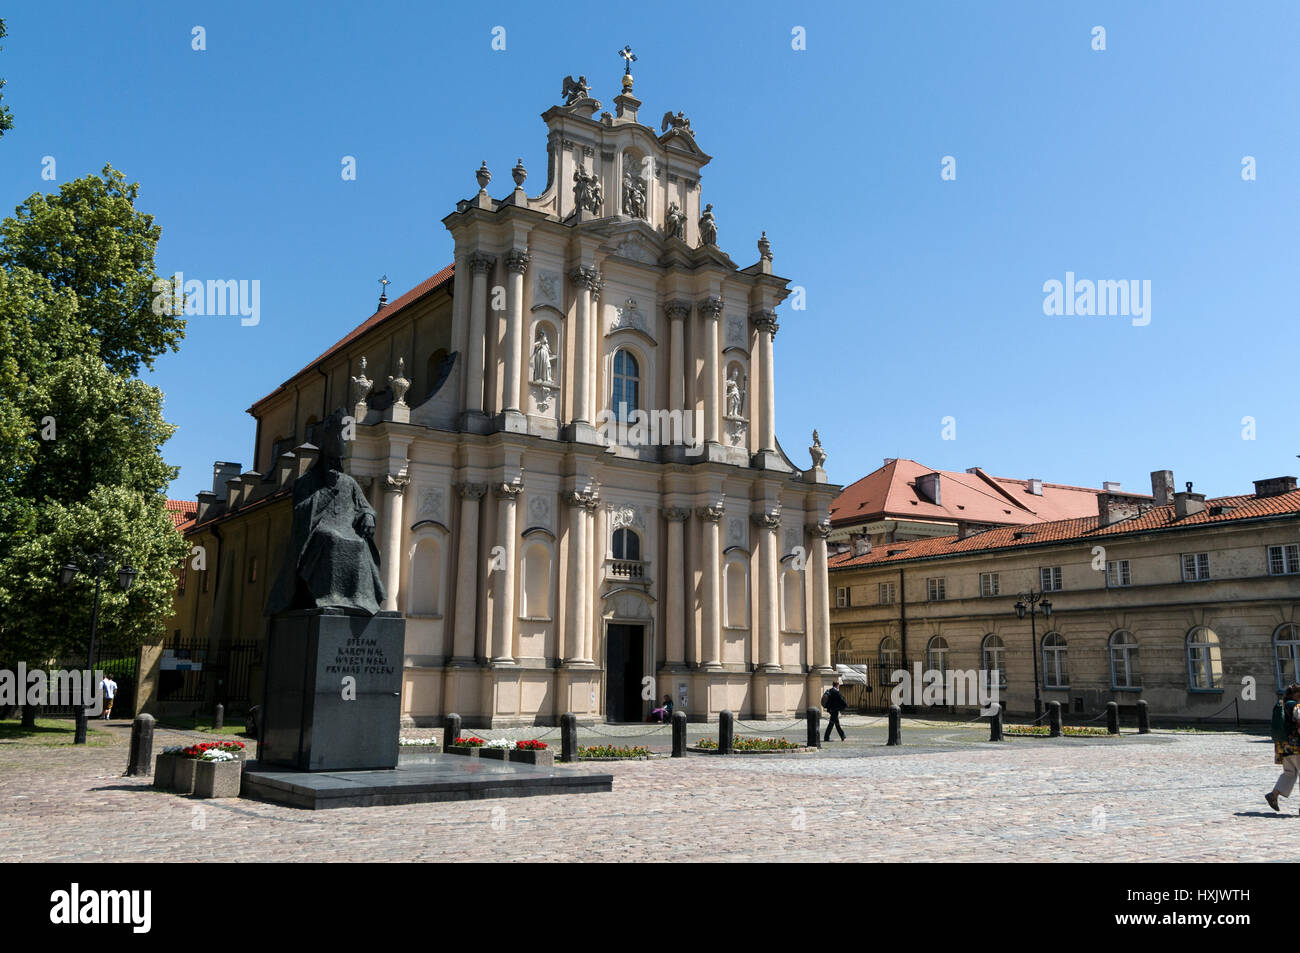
top-left (824, 678), bottom-right (847, 742)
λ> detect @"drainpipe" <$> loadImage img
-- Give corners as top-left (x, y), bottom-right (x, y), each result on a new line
top-left (898, 566), bottom-right (908, 712)
top-left (316, 361), bottom-right (329, 418)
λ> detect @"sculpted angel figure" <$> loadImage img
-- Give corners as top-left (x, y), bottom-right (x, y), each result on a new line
top-left (561, 74), bottom-right (592, 105)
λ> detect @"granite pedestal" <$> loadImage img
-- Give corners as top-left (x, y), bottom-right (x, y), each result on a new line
top-left (259, 607), bottom-right (404, 771)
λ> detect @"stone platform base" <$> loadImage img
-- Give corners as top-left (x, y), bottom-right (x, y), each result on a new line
top-left (239, 754), bottom-right (612, 810)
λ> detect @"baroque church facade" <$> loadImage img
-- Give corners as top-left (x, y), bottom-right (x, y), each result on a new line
top-left (170, 67), bottom-right (839, 726)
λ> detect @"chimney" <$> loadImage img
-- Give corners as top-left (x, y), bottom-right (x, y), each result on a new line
top-left (1103, 481), bottom-right (1122, 492)
top-left (212, 461), bottom-right (242, 496)
top-left (1150, 470), bottom-right (1174, 506)
top-left (1027, 478), bottom-right (1043, 496)
top-left (1174, 482), bottom-right (1206, 519)
top-left (1097, 491), bottom-right (1151, 528)
top-left (275, 451), bottom-right (297, 487)
top-left (1253, 476), bottom-right (1298, 498)
top-left (195, 490), bottom-right (217, 524)
top-left (851, 533), bottom-right (872, 557)
top-left (916, 472), bottom-right (941, 505)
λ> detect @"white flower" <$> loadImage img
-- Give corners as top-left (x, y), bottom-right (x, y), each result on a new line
top-left (399, 737), bottom-right (439, 746)
top-left (486, 738), bottom-right (515, 749)
top-left (200, 749), bottom-right (236, 762)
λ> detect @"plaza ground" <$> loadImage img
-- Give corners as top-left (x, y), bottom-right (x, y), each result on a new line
top-left (0, 715), bottom-right (1291, 862)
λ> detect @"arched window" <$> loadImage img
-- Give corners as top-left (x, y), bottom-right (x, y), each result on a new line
top-left (612, 349), bottom-right (639, 422)
top-left (1274, 624), bottom-right (1300, 691)
top-left (927, 636), bottom-right (948, 676)
top-left (612, 527), bottom-right (641, 562)
top-left (520, 541), bottom-right (551, 619)
top-left (1187, 627), bottom-right (1223, 691)
top-left (1109, 630), bottom-right (1140, 689)
top-left (407, 537), bottom-right (443, 616)
top-left (425, 348), bottom-right (450, 401)
top-left (781, 568), bottom-right (804, 632)
top-left (982, 634), bottom-right (1007, 689)
top-left (1042, 632), bottom-right (1069, 689)
top-left (725, 558), bottom-right (749, 628)
top-left (879, 636), bottom-right (901, 673)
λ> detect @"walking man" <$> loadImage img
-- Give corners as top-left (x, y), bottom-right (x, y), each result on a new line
top-left (1266, 683), bottom-right (1300, 812)
top-left (100, 673), bottom-right (117, 720)
top-left (823, 678), bottom-right (847, 742)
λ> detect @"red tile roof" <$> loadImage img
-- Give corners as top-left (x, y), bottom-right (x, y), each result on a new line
top-left (829, 458), bottom-right (1115, 529)
top-left (165, 499), bottom-right (198, 533)
top-left (829, 489), bottom-right (1300, 570)
top-left (247, 264), bottom-right (456, 412)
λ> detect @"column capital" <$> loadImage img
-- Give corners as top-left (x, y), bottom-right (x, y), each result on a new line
top-left (468, 252), bottom-right (496, 275)
top-left (383, 474), bottom-right (410, 494)
top-left (456, 481), bottom-right (489, 500)
top-left (750, 510), bottom-right (781, 531)
top-left (805, 521), bottom-right (832, 539)
top-left (749, 308), bottom-right (779, 337)
top-left (663, 300), bottom-right (691, 321)
top-left (696, 503), bottom-right (725, 522)
top-left (494, 482), bottom-right (523, 501)
top-left (569, 265), bottom-right (602, 291)
top-left (698, 295), bottom-right (724, 319)
top-left (505, 247), bottom-right (531, 274)
top-left (663, 506), bottom-right (692, 522)
top-left (564, 490), bottom-right (600, 511)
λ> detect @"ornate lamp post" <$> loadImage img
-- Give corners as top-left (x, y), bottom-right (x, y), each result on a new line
top-left (60, 553), bottom-right (137, 744)
top-left (1014, 589), bottom-right (1053, 720)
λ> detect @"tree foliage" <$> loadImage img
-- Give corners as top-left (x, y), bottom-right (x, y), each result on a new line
top-left (0, 19), bottom-right (14, 139)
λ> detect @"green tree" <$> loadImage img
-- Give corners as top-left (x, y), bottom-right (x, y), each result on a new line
top-left (0, 168), bottom-right (187, 673)
top-left (0, 165), bottom-right (184, 376)
top-left (0, 19), bottom-right (14, 139)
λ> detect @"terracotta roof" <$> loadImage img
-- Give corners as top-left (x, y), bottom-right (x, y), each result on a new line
top-left (247, 264), bottom-right (456, 412)
top-left (165, 499), bottom-right (198, 533)
top-left (828, 489), bottom-right (1300, 570)
top-left (828, 458), bottom-right (1115, 529)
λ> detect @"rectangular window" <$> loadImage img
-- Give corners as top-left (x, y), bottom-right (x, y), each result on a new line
top-left (1182, 552), bottom-right (1210, 581)
top-left (835, 586), bottom-right (849, 608)
top-left (1039, 566), bottom-right (1063, 592)
top-left (1106, 559), bottom-right (1131, 587)
top-left (878, 582), bottom-right (896, 605)
top-left (1268, 544), bottom-right (1300, 576)
top-left (926, 577), bottom-right (946, 601)
top-left (979, 572), bottom-right (1000, 597)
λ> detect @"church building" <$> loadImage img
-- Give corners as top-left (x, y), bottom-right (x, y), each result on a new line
top-left (165, 63), bottom-right (839, 727)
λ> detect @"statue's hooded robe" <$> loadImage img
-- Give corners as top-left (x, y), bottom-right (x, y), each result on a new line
top-left (265, 457), bottom-right (385, 617)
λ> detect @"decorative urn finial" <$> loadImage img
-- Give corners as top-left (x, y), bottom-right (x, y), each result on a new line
top-left (476, 161), bottom-right (491, 191)
top-left (758, 231), bottom-right (772, 261)
top-left (512, 157), bottom-right (527, 188)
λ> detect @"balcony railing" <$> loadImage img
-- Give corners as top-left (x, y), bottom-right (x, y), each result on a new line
top-left (606, 558), bottom-right (650, 585)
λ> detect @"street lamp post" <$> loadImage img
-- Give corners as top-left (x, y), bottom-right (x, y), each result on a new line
top-left (1014, 589), bottom-right (1053, 721)
top-left (60, 553), bottom-right (137, 744)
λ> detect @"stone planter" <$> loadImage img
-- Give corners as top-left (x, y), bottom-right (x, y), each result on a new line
top-left (172, 758), bottom-right (198, 795)
top-left (153, 753), bottom-right (179, 790)
top-left (508, 748), bottom-right (554, 767)
top-left (193, 759), bottom-right (242, 798)
top-left (445, 745), bottom-right (480, 758)
top-left (479, 747), bottom-right (508, 761)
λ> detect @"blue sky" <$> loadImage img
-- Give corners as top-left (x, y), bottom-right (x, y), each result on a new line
top-left (2, 1), bottom-right (1296, 502)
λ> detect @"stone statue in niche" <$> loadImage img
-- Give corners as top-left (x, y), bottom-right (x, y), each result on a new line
top-left (531, 329), bottom-right (556, 383)
top-left (699, 204), bottom-right (718, 246)
top-left (573, 164), bottom-right (602, 214)
top-left (725, 367), bottom-right (746, 418)
top-left (665, 201), bottom-right (685, 240)
top-left (809, 429), bottom-right (827, 468)
top-left (265, 410), bottom-right (385, 617)
top-left (622, 169), bottom-right (647, 219)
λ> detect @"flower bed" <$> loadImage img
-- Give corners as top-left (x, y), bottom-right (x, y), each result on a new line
top-left (399, 736), bottom-right (439, 747)
top-left (692, 735), bottom-right (810, 753)
top-left (577, 744), bottom-right (651, 760)
top-left (445, 736), bottom-right (486, 757)
top-left (155, 742), bottom-right (246, 795)
top-left (1003, 725), bottom-right (1114, 738)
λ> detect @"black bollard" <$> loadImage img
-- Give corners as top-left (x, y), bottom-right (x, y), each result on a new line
top-left (1048, 701), bottom-right (1062, 737)
top-left (560, 712), bottom-right (577, 763)
top-left (887, 705), bottom-right (901, 746)
top-left (213, 703), bottom-right (224, 731)
top-left (1106, 701), bottom-right (1119, 735)
top-left (988, 703), bottom-right (1003, 742)
top-left (1137, 699), bottom-right (1151, 734)
top-left (671, 710), bottom-right (687, 757)
top-left (125, 713), bottom-right (155, 776)
top-left (719, 710), bottom-right (734, 754)
top-left (807, 707), bottom-right (821, 749)
top-left (443, 713), bottom-right (462, 753)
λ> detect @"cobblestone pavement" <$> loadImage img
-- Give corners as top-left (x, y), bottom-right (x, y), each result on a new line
top-left (0, 719), bottom-right (1292, 862)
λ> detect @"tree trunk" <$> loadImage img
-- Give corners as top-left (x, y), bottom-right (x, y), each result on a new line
top-left (21, 704), bottom-right (38, 728)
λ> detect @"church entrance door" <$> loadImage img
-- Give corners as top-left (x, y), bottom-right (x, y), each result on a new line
top-left (605, 623), bottom-right (645, 723)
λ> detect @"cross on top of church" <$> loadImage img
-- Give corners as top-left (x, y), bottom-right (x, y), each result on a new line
top-left (617, 45), bottom-right (637, 73)
top-left (378, 274), bottom-right (390, 309)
